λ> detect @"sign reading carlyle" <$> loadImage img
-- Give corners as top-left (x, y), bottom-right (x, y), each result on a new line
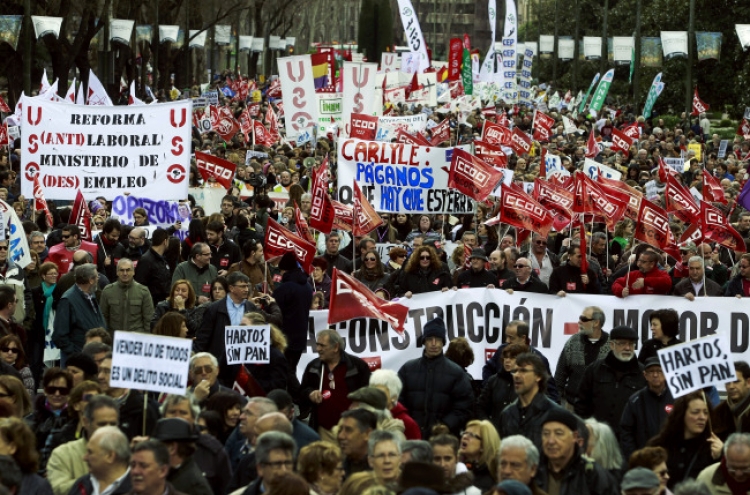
top-left (20, 99), bottom-right (192, 200)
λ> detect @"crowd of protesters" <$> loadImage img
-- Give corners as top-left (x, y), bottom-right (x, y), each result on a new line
top-left (0, 70), bottom-right (748, 495)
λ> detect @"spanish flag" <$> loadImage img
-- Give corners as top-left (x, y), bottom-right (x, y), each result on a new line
top-left (311, 53), bottom-right (330, 90)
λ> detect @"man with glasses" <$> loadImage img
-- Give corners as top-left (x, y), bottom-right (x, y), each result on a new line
top-left (712, 361), bottom-right (750, 441)
top-left (501, 257), bottom-right (548, 294)
top-left (93, 218), bottom-right (121, 279)
top-left (612, 250), bottom-right (672, 298)
top-left (725, 253), bottom-right (750, 298)
top-left (521, 233), bottom-right (559, 286)
top-left (456, 248), bottom-right (496, 289)
top-left (697, 432), bottom-right (750, 494)
top-left (374, 213), bottom-right (398, 243)
top-left (620, 357), bottom-right (675, 461)
top-left (48, 224), bottom-right (98, 278)
top-left (194, 271), bottom-right (281, 387)
top-left (172, 243), bottom-right (218, 303)
top-left (575, 326), bottom-right (646, 437)
top-left (500, 353), bottom-right (563, 450)
top-left (110, 227), bottom-right (150, 271)
top-left (239, 432), bottom-right (296, 495)
top-left (554, 306), bottom-right (611, 410)
top-left (368, 430), bottom-right (403, 486)
top-left (28, 230), bottom-right (49, 262)
top-left (99, 258), bottom-right (154, 333)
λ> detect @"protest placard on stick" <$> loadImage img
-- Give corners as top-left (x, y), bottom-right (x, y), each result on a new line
top-left (225, 325), bottom-right (271, 365)
top-left (110, 332), bottom-right (192, 395)
top-left (658, 334), bottom-right (737, 398)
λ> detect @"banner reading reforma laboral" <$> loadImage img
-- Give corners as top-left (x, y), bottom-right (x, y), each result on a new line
top-left (20, 99), bottom-right (191, 201)
top-left (297, 290), bottom-right (750, 383)
top-left (337, 138), bottom-right (474, 214)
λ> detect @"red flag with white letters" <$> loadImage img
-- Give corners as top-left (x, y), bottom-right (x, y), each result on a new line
top-left (253, 120), bottom-right (275, 147)
top-left (610, 127), bottom-right (634, 154)
top-left (533, 178), bottom-right (573, 231)
top-left (293, 201), bottom-right (315, 244)
top-left (700, 201), bottom-right (746, 253)
top-left (487, 183), bottom-right (553, 238)
top-left (692, 88), bottom-right (709, 116)
top-left (482, 121), bottom-right (512, 146)
top-left (194, 152), bottom-right (237, 190)
top-left (33, 175), bottom-right (54, 229)
top-left (353, 182), bottom-right (383, 237)
top-left (509, 127), bottom-right (532, 155)
top-left (328, 268), bottom-right (408, 334)
top-left (70, 190), bottom-right (93, 241)
top-left (448, 148), bottom-right (503, 202)
top-left (263, 218), bottom-right (317, 273)
top-left (585, 131), bottom-right (599, 159)
top-left (634, 199), bottom-right (671, 251)
top-left (702, 172), bottom-right (728, 205)
top-left (430, 118), bottom-right (451, 145)
top-left (665, 174), bottom-right (700, 224)
top-left (308, 157), bottom-right (336, 234)
top-left (474, 139), bottom-right (508, 168)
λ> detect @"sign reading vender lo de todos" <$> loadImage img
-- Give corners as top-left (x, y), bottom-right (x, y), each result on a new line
top-left (337, 138), bottom-right (474, 214)
top-left (20, 99), bottom-right (192, 201)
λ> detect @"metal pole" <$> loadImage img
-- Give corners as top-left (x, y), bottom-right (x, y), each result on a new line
top-left (552, 0), bottom-right (558, 82)
top-left (600, 0), bottom-right (608, 75)
top-left (686, 0), bottom-right (695, 116)
top-left (153, 0), bottom-right (159, 91)
top-left (633, 0), bottom-right (641, 110)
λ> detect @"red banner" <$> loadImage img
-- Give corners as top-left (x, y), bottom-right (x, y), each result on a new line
top-left (253, 120), bottom-right (275, 147)
top-left (331, 200), bottom-right (354, 232)
top-left (702, 172), bottom-right (728, 205)
top-left (194, 152), bottom-right (237, 189)
top-left (0, 124), bottom-right (6, 147)
top-left (634, 200), bottom-right (671, 251)
top-left (692, 88), bottom-right (710, 116)
top-left (474, 139), bottom-right (508, 168)
top-left (481, 121), bottom-right (512, 146)
top-left (597, 175), bottom-right (643, 221)
top-left (350, 113), bottom-right (378, 140)
top-left (448, 148), bottom-right (503, 202)
top-left (208, 105), bottom-right (240, 143)
top-left (328, 269), bottom-right (408, 334)
top-left (509, 127), bottom-right (532, 155)
top-left (573, 173), bottom-right (627, 230)
top-left (701, 201), bottom-right (746, 253)
top-left (622, 123), bottom-right (641, 141)
top-left (309, 158), bottom-right (335, 234)
top-left (353, 182), bottom-right (384, 237)
top-left (448, 38), bottom-right (463, 81)
top-left (585, 131), bottom-right (599, 159)
top-left (263, 218), bottom-right (317, 273)
top-left (293, 202), bottom-right (315, 244)
top-left (665, 174), bottom-right (700, 224)
top-left (71, 189), bottom-right (93, 241)
top-left (33, 175), bottom-right (54, 228)
top-left (533, 178), bottom-right (573, 232)
top-left (532, 110), bottom-right (555, 142)
top-left (430, 118), bottom-right (451, 145)
top-left (396, 128), bottom-right (431, 146)
top-left (493, 183), bottom-right (553, 237)
top-left (610, 128), bottom-right (634, 154)
top-left (238, 108), bottom-right (253, 142)
top-left (266, 104), bottom-right (280, 142)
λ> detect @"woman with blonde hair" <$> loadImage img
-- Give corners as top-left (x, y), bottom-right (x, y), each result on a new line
top-left (458, 419), bottom-right (501, 492)
top-left (338, 471), bottom-right (383, 495)
top-left (0, 375), bottom-right (31, 418)
top-left (239, 312), bottom-right (289, 394)
top-left (0, 417), bottom-right (53, 493)
top-left (297, 441), bottom-right (345, 495)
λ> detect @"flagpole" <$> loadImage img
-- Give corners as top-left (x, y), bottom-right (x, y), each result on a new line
top-left (264, 261), bottom-right (268, 294)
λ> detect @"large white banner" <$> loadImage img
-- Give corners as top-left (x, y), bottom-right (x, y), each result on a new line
top-left (661, 31), bottom-right (688, 59)
top-left (110, 332), bottom-right (192, 395)
top-left (376, 113), bottom-right (428, 141)
top-left (613, 36), bottom-right (634, 65)
top-left (342, 62), bottom-right (378, 136)
top-left (298, 290), bottom-right (750, 382)
top-left (583, 36), bottom-right (602, 60)
top-left (279, 55), bottom-right (319, 141)
top-left (20, 99), bottom-right (192, 200)
top-left (396, 0), bottom-right (429, 72)
top-left (501, 0), bottom-right (518, 101)
top-left (337, 138), bottom-right (474, 214)
top-left (380, 52), bottom-right (400, 73)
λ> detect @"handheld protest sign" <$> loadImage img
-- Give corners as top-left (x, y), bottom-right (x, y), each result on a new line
top-left (225, 325), bottom-right (271, 365)
top-left (658, 334), bottom-right (737, 399)
top-left (110, 332), bottom-right (192, 396)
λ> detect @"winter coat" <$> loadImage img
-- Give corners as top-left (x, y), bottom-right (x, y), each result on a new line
top-left (391, 401), bottom-right (422, 440)
top-left (118, 389), bottom-right (160, 441)
top-left (500, 276), bottom-right (549, 293)
top-left (548, 263), bottom-right (601, 294)
top-left (52, 285), bottom-right (107, 358)
top-left (99, 280), bottom-right (154, 333)
top-left (171, 259), bottom-right (218, 300)
top-left (456, 268), bottom-right (497, 288)
top-left (534, 448), bottom-right (619, 495)
top-left (612, 267), bottom-right (673, 297)
top-left (398, 353), bottom-right (474, 438)
top-left (711, 393), bottom-right (750, 441)
top-left (273, 269), bottom-right (313, 352)
top-left (500, 392), bottom-right (564, 449)
top-left (476, 369), bottom-right (517, 433)
top-left (554, 331), bottom-right (610, 406)
top-left (168, 456), bottom-right (213, 495)
top-left (619, 386), bottom-right (675, 461)
top-left (134, 247), bottom-right (173, 305)
top-left (209, 240), bottom-right (242, 271)
top-left (396, 268), bottom-right (452, 296)
top-left (481, 344), bottom-right (560, 403)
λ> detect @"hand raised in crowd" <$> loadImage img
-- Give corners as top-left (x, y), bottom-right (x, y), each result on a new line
top-left (309, 390), bottom-right (323, 404)
top-left (193, 379), bottom-right (211, 402)
top-left (708, 432), bottom-right (724, 459)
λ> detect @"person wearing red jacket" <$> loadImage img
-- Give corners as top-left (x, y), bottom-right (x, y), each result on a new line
top-left (612, 250), bottom-right (672, 297)
top-left (47, 224), bottom-right (98, 279)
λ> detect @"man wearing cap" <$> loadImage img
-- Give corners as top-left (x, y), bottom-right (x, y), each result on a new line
top-left (535, 408), bottom-right (619, 495)
top-left (150, 418), bottom-right (212, 495)
top-left (273, 251), bottom-right (313, 371)
top-left (398, 317), bottom-right (474, 438)
top-left (620, 467), bottom-right (662, 495)
top-left (619, 356), bottom-right (675, 460)
top-left (673, 255), bottom-right (723, 299)
top-left (697, 432), bottom-right (750, 495)
top-left (456, 248), bottom-right (497, 289)
top-left (548, 243), bottom-right (600, 296)
top-left (575, 326), bottom-right (646, 437)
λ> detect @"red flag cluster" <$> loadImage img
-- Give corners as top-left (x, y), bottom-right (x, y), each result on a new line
top-left (263, 218), bottom-right (316, 273)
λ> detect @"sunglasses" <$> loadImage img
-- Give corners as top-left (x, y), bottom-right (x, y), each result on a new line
top-left (45, 386), bottom-right (70, 395)
top-left (94, 222), bottom-right (104, 226)
top-left (61, 235), bottom-right (71, 239)
top-left (365, 258), bottom-right (377, 262)
top-left (0, 246), bottom-right (7, 251)
top-left (579, 316), bottom-right (594, 323)
top-left (514, 264), bottom-right (529, 268)
top-left (419, 255), bottom-right (431, 260)
top-left (534, 240), bottom-right (547, 246)
top-left (193, 365), bottom-right (214, 374)
top-left (0, 347), bottom-right (19, 354)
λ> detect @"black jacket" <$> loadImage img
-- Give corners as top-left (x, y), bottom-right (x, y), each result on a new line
top-left (725, 274), bottom-right (745, 297)
top-left (109, 241), bottom-right (151, 281)
top-left (168, 456), bottom-right (213, 495)
top-left (319, 252), bottom-right (353, 277)
top-left (637, 337), bottom-right (682, 364)
top-left (398, 353), bottom-right (474, 438)
top-left (548, 263), bottom-right (601, 294)
top-left (396, 268), bottom-right (452, 296)
top-left (195, 432), bottom-right (232, 495)
top-left (300, 351), bottom-right (371, 430)
top-left (209, 239), bottom-right (242, 271)
top-left (272, 269), bottom-right (313, 352)
top-left (118, 389), bottom-right (160, 440)
top-left (500, 392), bottom-right (564, 449)
top-left (619, 386), bottom-right (675, 460)
top-left (482, 343), bottom-right (560, 403)
top-left (456, 268), bottom-right (497, 288)
top-left (534, 448), bottom-right (619, 495)
top-left (575, 353), bottom-right (646, 436)
top-left (134, 247), bottom-right (172, 306)
top-left (476, 369), bottom-right (517, 434)
top-left (244, 347), bottom-right (290, 394)
top-left (194, 297), bottom-right (282, 387)
top-left (500, 276), bottom-right (548, 293)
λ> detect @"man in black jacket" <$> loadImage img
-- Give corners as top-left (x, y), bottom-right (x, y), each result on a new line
top-left (619, 357), bottom-right (674, 460)
top-left (548, 244), bottom-right (601, 295)
top-left (456, 248), bottom-right (497, 289)
top-left (501, 257), bottom-right (548, 294)
top-left (151, 418), bottom-right (213, 495)
top-left (194, 271), bottom-right (282, 386)
top-left (134, 228), bottom-right (172, 306)
top-left (398, 317), bottom-right (474, 438)
top-left (317, 232), bottom-right (353, 276)
top-left (575, 325), bottom-right (646, 438)
top-left (206, 220), bottom-right (241, 276)
top-left (273, 252), bottom-right (313, 370)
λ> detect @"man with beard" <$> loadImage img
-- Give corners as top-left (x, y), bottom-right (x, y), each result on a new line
top-left (612, 250), bottom-right (672, 297)
top-left (575, 326), bottom-right (646, 437)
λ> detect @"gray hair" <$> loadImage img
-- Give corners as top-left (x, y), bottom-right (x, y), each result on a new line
top-left (93, 425), bottom-right (130, 464)
top-left (255, 431), bottom-right (296, 464)
top-left (673, 480), bottom-right (712, 495)
top-left (247, 397), bottom-right (279, 416)
top-left (301, 193), bottom-right (312, 202)
top-left (585, 306), bottom-right (606, 327)
top-left (369, 369), bottom-right (403, 403)
top-left (592, 232), bottom-right (608, 244)
top-left (499, 435), bottom-right (540, 468)
top-left (133, 439), bottom-right (170, 467)
top-left (584, 418), bottom-right (622, 470)
top-left (367, 429), bottom-right (402, 457)
top-left (74, 263), bottom-right (98, 285)
top-left (29, 231), bottom-right (45, 242)
top-left (117, 258), bottom-right (134, 270)
top-left (160, 395), bottom-right (200, 420)
top-left (401, 440), bottom-right (433, 462)
top-left (687, 256), bottom-right (704, 267)
top-left (318, 329), bottom-right (345, 352)
top-left (190, 352), bottom-right (218, 369)
top-left (724, 432), bottom-right (750, 456)
top-left (131, 227), bottom-right (146, 239)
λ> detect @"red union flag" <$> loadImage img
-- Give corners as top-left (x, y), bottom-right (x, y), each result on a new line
top-left (737, 118), bottom-right (750, 137)
top-left (692, 88), bottom-right (709, 116)
top-left (430, 118), bottom-right (451, 145)
top-left (495, 183), bottom-right (554, 237)
top-left (700, 201), bottom-right (746, 253)
top-left (665, 175), bottom-right (700, 224)
top-left (448, 38), bottom-right (463, 81)
top-left (509, 127), bottom-right (532, 155)
top-left (264, 218), bottom-right (317, 273)
top-left (481, 106), bottom-right (497, 123)
top-left (448, 148), bottom-right (502, 202)
top-left (353, 182), bottom-right (383, 236)
top-left (610, 128), bottom-right (634, 154)
top-left (70, 189), bottom-right (93, 241)
top-left (702, 172), bottom-right (728, 205)
top-left (474, 139), bottom-right (508, 168)
top-left (396, 128), bottom-right (431, 146)
top-left (350, 113), bottom-right (378, 140)
top-left (622, 123), bottom-right (641, 141)
top-left (194, 152), bottom-right (237, 189)
top-left (585, 131), bottom-right (599, 159)
top-left (532, 110), bottom-right (555, 142)
top-left (293, 202), bottom-right (315, 244)
top-left (573, 172), bottom-right (626, 230)
top-left (0, 95), bottom-right (10, 113)
top-left (597, 175), bottom-right (643, 221)
top-left (209, 105), bottom-right (240, 143)
top-left (238, 108), bottom-right (253, 142)
top-left (533, 178), bottom-right (573, 231)
top-left (482, 121), bottom-right (512, 146)
top-left (328, 269), bottom-right (409, 334)
top-left (0, 124), bottom-right (6, 147)
top-left (309, 157), bottom-right (335, 234)
top-left (657, 156), bottom-right (679, 183)
top-left (635, 200), bottom-right (670, 250)
top-left (253, 120), bottom-right (275, 147)
top-left (266, 104), bottom-right (280, 141)
top-left (33, 175), bottom-right (54, 229)
top-left (332, 200), bottom-right (354, 232)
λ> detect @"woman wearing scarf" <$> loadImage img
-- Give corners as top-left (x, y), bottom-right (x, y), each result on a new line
top-left (30, 262), bottom-right (59, 388)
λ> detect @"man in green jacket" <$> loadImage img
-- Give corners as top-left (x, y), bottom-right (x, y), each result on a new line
top-left (100, 258), bottom-right (154, 333)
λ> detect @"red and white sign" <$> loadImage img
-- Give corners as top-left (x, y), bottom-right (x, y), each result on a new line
top-left (279, 55), bottom-right (319, 139)
top-left (353, 182), bottom-right (384, 236)
top-left (692, 88), bottom-right (710, 116)
top-left (332, 200), bottom-right (354, 232)
top-left (350, 113), bottom-right (378, 141)
top-left (635, 200), bottom-right (671, 250)
top-left (430, 118), bottom-right (451, 145)
top-left (21, 99), bottom-right (190, 200)
top-left (474, 139), bottom-right (508, 168)
top-left (308, 157), bottom-right (335, 234)
top-left (700, 201), bottom-right (746, 253)
top-left (253, 120), bottom-right (275, 147)
top-left (532, 110), bottom-right (555, 142)
top-left (342, 62), bottom-right (377, 136)
top-left (263, 218), bottom-right (317, 273)
top-left (491, 183), bottom-right (553, 238)
top-left (509, 127), bottom-right (532, 155)
top-left (448, 148), bottom-right (503, 202)
top-left (194, 152), bottom-right (237, 189)
top-left (481, 121), bottom-right (511, 146)
top-left (610, 128), bottom-right (634, 154)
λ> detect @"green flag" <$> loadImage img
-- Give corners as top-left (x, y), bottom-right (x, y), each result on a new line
top-left (589, 69), bottom-right (615, 113)
top-left (629, 46), bottom-right (635, 84)
top-left (462, 48), bottom-right (473, 96)
top-left (578, 73), bottom-right (600, 113)
top-left (642, 73), bottom-right (664, 118)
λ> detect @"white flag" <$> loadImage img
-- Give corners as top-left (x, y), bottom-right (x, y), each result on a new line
top-left (86, 69), bottom-right (113, 106)
top-left (396, 0), bottom-right (430, 72)
top-left (76, 81), bottom-right (85, 105)
top-left (40, 69), bottom-right (50, 94)
top-left (128, 80), bottom-right (145, 106)
top-left (64, 78), bottom-right (76, 103)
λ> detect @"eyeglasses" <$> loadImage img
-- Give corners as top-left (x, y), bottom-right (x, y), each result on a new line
top-left (726, 466), bottom-right (750, 475)
top-left (0, 347), bottom-right (19, 354)
top-left (514, 264), bottom-right (529, 269)
top-left (419, 255), bottom-right (431, 260)
top-left (579, 316), bottom-right (594, 322)
top-left (45, 386), bottom-right (70, 395)
top-left (461, 431), bottom-right (481, 441)
top-left (612, 340), bottom-right (635, 348)
top-left (261, 460), bottom-right (294, 469)
top-left (534, 240), bottom-right (547, 245)
top-left (199, 252), bottom-right (212, 256)
top-left (193, 365), bottom-right (214, 374)
top-left (365, 258), bottom-right (377, 262)
top-left (94, 222), bottom-right (104, 226)
top-left (61, 234), bottom-right (71, 239)
top-left (510, 368), bottom-right (535, 375)
top-left (0, 246), bottom-right (9, 251)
